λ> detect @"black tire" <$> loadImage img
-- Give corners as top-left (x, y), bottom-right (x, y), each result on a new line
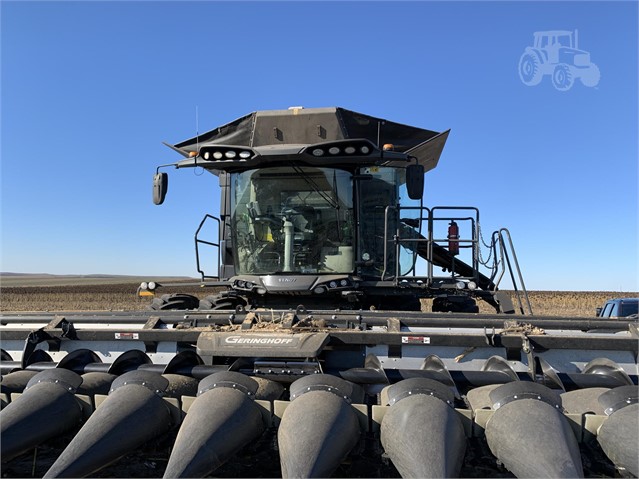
top-left (432, 297), bottom-right (479, 313)
top-left (552, 64), bottom-right (574, 91)
top-left (460, 300), bottom-right (480, 313)
top-left (148, 293), bottom-right (200, 311)
top-left (519, 52), bottom-right (543, 86)
top-left (199, 294), bottom-right (247, 311)
top-left (368, 296), bottom-right (422, 312)
top-left (432, 297), bottom-right (450, 312)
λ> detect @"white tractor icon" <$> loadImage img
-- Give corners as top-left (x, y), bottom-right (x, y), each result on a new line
top-left (519, 30), bottom-right (600, 91)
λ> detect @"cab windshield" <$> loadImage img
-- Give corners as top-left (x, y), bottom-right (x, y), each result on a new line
top-left (231, 167), bottom-right (354, 275)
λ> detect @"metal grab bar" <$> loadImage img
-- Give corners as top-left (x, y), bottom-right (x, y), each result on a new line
top-left (195, 214), bottom-right (221, 281)
top-left (382, 205), bottom-right (482, 285)
top-left (495, 228), bottom-right (533, 315)
top-left (379, 207), bottom-right (531, 314)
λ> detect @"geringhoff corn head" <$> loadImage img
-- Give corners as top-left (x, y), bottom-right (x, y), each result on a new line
top-left (1, 107), bottom-right (637, 478)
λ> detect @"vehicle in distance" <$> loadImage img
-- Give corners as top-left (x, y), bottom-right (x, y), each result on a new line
top-left (596, 298), bottom-right (639, 319)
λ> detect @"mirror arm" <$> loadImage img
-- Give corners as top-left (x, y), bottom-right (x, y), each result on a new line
top-left (155, 163), bottom-right (178, 174)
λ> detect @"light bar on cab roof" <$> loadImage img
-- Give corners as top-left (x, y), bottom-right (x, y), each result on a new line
top-left (198, 145), bottom-right (257, 162)
top-left (301, 139), bottom-right (378, 158)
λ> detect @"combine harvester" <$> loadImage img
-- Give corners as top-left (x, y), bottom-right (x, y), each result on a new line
top-left (1, 107), bottom-right (637, 478)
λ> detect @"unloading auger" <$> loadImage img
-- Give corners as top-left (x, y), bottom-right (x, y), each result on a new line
top-left (1, 107), bottom-right (637, 478)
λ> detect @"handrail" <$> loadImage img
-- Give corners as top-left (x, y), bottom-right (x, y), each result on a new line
top-left (496, 228), bottom-right (533, 315)
top-left (194, 214), bottom-right (221, 281)
top-left (378, 206), bottom-right (531, 314)
top-left (382, 205), bottom-right (482, 285)
top-left (382, 205), bottom-right (432, 283)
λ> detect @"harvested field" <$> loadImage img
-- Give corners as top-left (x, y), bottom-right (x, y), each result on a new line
top-left (456, 290), bottom-right (637, 317)
top-left (0, 282), bottom-right (207, 312)
top-left (1, 277), bottom-right (635, 316)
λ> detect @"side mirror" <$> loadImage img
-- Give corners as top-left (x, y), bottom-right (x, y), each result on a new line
top-left (406, 164), bottom-right (424, 200)
top-left (595, 307), bottom-right (602, 317)
top-left (153, 172), bottom-right (168, 205)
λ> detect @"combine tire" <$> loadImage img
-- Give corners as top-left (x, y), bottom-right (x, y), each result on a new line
top-left (365, 296), bottom-right (422, 312)
top-left (199, 294), bottom-right (247, 311)
top-left (148, 293), bottom-right (200, 311)
top-left (518, 52), bottom-right (543, 86)
top-left (432, 297), bottom-right (479, 313)
top-left (552, 64), bottom-right (574, 91)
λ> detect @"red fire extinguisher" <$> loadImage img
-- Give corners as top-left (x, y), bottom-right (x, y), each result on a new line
top-left (448, 221), bottom-right (459, 256)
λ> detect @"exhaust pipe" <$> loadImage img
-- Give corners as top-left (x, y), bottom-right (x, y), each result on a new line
top-left (163, 371), bottom-right (266, 478)
top-left (44, 371), bottom-right (173, 478)
top-left (485, 381), bottom-right (583, 478)
top-left (278, 374), bottom-right (363, 478)
top-left (380, 378), bottom-right (466, 478)
top-left (597, 386), bottom-right (638, 476)
top-left (1, 369), bottom-right (84, 462)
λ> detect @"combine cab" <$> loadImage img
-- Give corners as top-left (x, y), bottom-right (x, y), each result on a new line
top-left (1, 107), bottom-right (637, 478)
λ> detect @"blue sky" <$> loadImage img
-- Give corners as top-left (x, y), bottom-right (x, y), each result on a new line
top-left (1, 1), bottom-right (637, 291)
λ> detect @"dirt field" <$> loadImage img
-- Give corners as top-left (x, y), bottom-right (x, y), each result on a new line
top-left (1, 276), bottom-right (635, 316)
top-left (0, 282), bottom-right (205, 312)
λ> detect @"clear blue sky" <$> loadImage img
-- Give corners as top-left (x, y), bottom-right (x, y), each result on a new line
top-left (1, 1), bottom-right (637, 291)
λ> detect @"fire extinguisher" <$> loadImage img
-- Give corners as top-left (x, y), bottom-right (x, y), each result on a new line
top-left (448, 221), bottom-right (459, 256)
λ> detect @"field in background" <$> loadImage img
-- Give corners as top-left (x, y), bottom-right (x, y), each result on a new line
top-left (0, 274), bottom-right (195, 288)
top-left (1, 275), bottom-right (635, 315)
top-left (444, 290), bottom-right (636, 317)
top-left (0, 278), bottom-right (202, 311)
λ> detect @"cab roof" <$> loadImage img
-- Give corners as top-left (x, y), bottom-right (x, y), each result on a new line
top-left (168, 107), bottom-right (450, 173)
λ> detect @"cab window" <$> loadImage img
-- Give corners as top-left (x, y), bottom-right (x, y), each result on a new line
top-left (610, 303), bottom-right (620, 317)
top-left (600, 302), bottom-right (614, 317)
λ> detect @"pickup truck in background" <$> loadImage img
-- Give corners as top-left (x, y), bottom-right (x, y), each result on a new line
top-left (596, 298), bottom-right (639, 319)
